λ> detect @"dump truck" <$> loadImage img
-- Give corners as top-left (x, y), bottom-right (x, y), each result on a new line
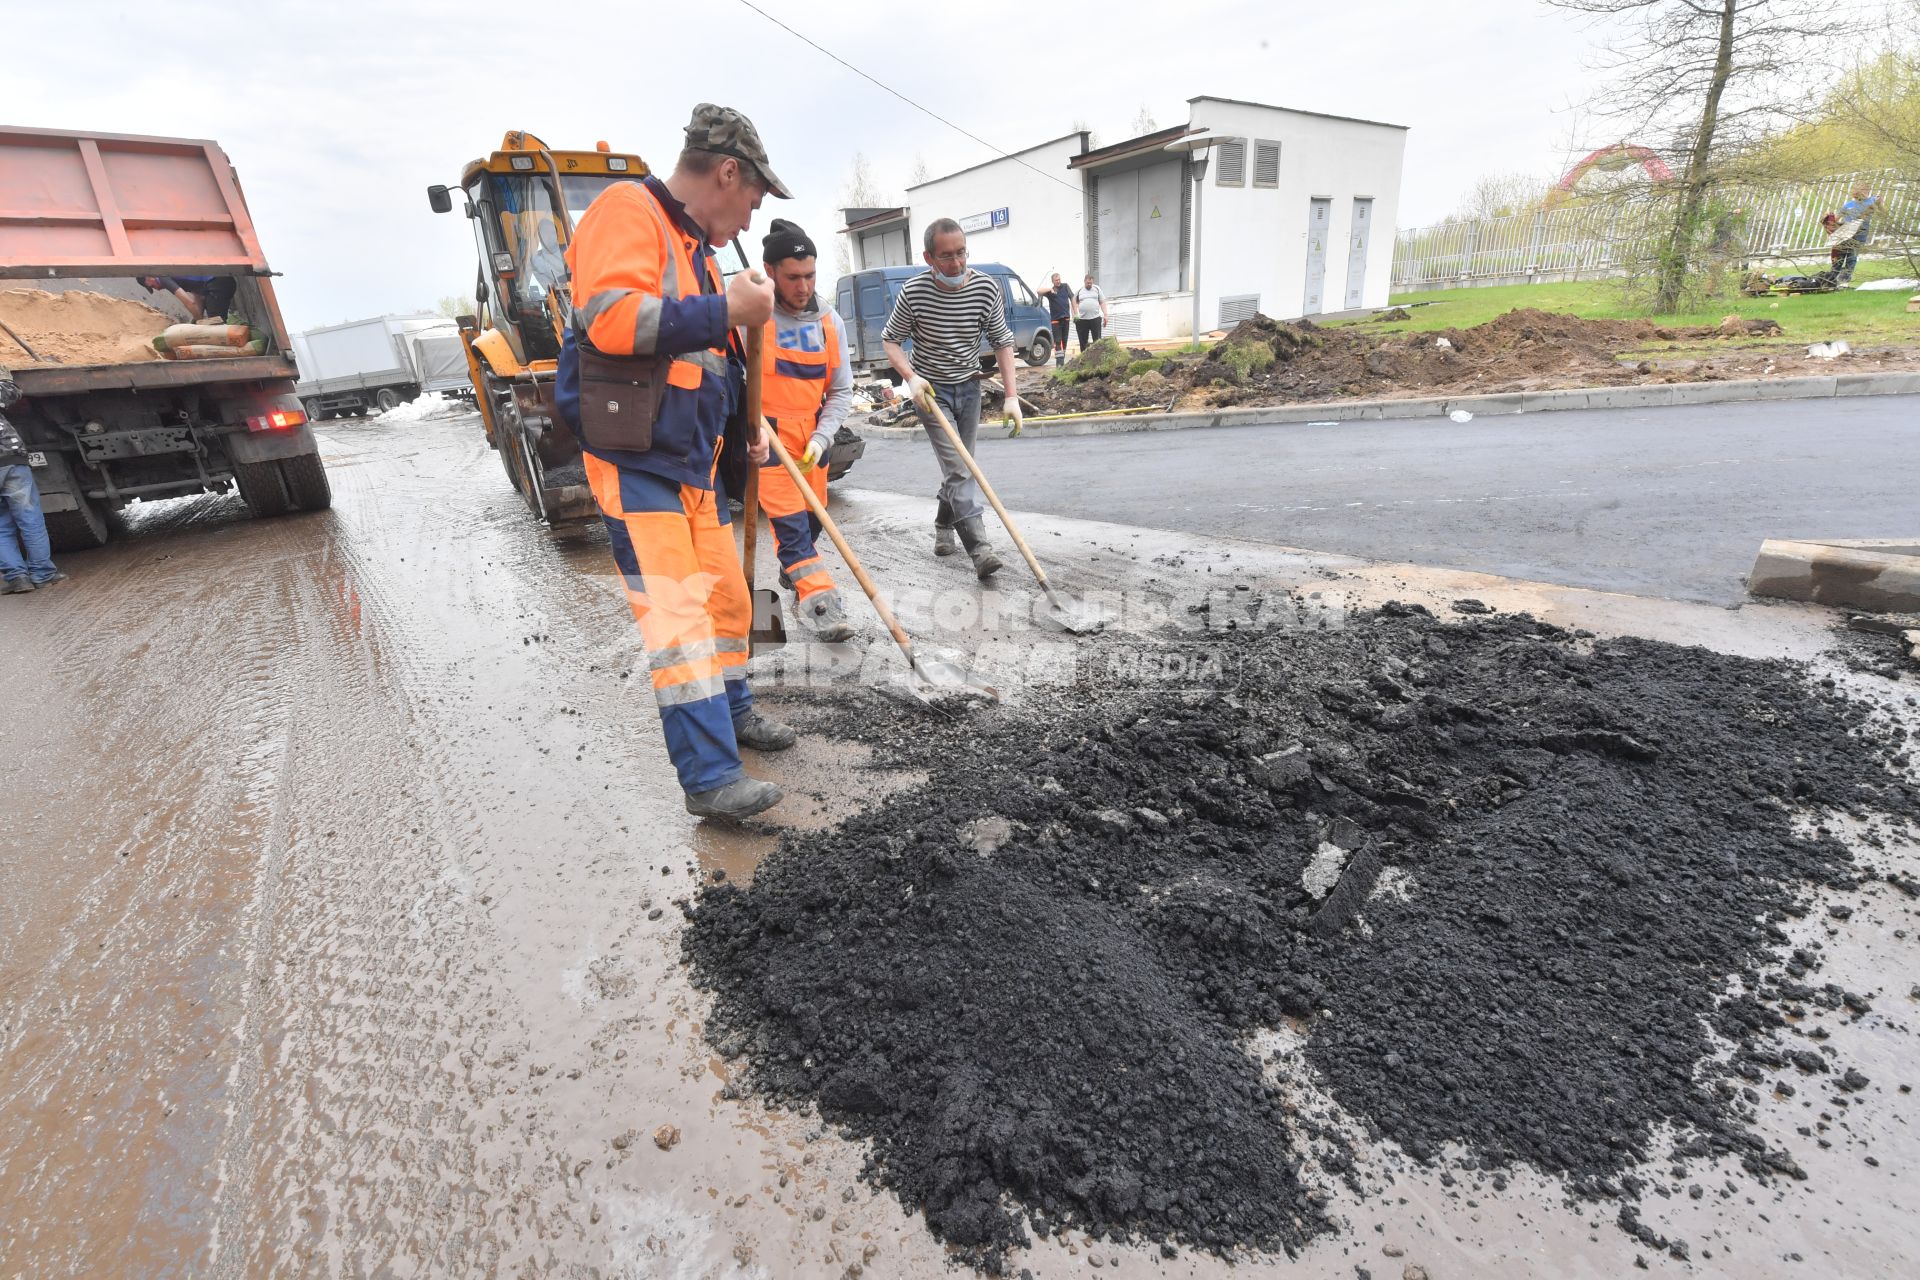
top-left (427, 132), bottom-right (860, 530)
top-left (293, 313), bottom-right (465, 418)
top-left (0, 126), bottom-right (328, 550)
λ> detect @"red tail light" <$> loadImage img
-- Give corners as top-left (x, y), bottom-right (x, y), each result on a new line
top-left (247, 408), bottom-right (308, 432)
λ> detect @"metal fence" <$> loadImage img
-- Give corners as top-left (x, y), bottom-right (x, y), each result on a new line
top-left (1391, 169), bottom-right (1916, 291)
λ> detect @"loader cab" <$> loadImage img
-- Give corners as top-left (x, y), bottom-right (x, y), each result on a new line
top-left (429, 132), bottom-right (646, 373)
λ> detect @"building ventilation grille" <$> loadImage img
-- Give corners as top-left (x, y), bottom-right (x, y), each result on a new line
top-left (1110, 311), bottom-right (1143, 340)
top-left (1254, 140), bottom-right (1280, 188)
top-left (1215, 139), bottom-right (1246, 186)
top-left (1218, 294), bottom-right (1260, 327)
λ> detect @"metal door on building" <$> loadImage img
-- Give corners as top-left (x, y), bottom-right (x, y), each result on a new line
top-left (1303, 197), bottom-right (1330, 315)
top-left (1344, 198), bottom-right (1373, 309)
top-left (1097, 170), bottom-right (1141, 295)
top-left (1094, 159), bottom-right (1182, 297)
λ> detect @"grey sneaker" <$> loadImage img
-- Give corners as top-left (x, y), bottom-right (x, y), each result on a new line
top-left (732, 708), bottom-right (797, 752)
top-left (803, 590), bottom-right (855, 643)
top-left (685, 777), bottom-right (784, 820)
top-left (934, 525), bottom-right (959, 557)
top-left (3, 577), bottom-right (32, 595)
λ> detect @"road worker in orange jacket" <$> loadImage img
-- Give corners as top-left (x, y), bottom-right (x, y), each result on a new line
top-left (756, 218), bottom-right (855, 643)
top-left (555, 103), bottom-right (796, 823)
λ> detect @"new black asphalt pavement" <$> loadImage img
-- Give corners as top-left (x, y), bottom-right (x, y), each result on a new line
top-left (847, 394), bottom-right (1920, 604)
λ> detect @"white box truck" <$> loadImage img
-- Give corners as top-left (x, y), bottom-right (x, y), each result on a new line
top-left (293, 313), bottom-right (459, 418)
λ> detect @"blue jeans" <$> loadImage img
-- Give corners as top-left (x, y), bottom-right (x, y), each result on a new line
top-left (914, 378), bottom-right (984, 527)
top-left (0, 464), bottom-right (58, 584)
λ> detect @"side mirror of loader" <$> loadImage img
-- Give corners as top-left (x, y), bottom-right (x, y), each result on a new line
top-left (426, 184), bottom-right (453, 214)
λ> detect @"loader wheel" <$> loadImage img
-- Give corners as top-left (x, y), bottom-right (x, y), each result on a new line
top-left (234, 457), bottom-right (292, 517)
top-left (280, 452), bottom-right (333, 511)
top-left (44, 492), bottom-right (111, 551)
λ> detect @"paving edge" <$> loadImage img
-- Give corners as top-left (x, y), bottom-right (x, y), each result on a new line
top-left (1748, 538), bottom-right (1920, 613)
top-left (858, 372), bottom-right (1920, 439)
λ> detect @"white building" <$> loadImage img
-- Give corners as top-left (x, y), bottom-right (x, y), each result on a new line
top-left (841, 96), bottom-right (1407, 340)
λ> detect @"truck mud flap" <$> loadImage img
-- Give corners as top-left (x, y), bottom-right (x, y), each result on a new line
top-left (227, 423), bottom-right (323, 465)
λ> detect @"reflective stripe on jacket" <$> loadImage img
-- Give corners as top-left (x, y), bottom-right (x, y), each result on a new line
top-left (556, 177), bottom-right (739, 491)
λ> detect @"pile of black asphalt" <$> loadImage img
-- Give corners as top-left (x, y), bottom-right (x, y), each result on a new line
top-left (682, 603), bottom-right (1918, 1273)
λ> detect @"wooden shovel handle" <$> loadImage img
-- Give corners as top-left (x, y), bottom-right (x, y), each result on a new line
top-left (917, 391), bottom-right (1057, 598)
top-left (741, 322), bottom-right (764, 583)
top-left (763, 421), bottom-right (919, 666)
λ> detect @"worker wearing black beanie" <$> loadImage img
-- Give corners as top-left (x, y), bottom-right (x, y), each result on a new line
top-left (753, 217), bottom-right (856, 642)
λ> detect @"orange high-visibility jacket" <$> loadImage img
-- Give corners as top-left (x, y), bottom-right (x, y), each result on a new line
top-left (759, 307), bottom-right (842, 438)
top-left (558, 177), bottom-right (738, 490)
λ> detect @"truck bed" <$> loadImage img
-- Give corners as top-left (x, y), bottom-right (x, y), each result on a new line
top-left (11, 353), bottom-right (299, 396)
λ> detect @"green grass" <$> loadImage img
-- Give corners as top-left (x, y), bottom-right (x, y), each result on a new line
top-left (1344, 258), bottom-right (1920, 350)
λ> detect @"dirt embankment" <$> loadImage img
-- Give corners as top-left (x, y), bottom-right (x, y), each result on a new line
top-left (685, 605), bottom-right (1918, 1273)
top-left (0, 289), bottom-right (169, 365)
top-left (1021, 308), bottom-right (1914, 415)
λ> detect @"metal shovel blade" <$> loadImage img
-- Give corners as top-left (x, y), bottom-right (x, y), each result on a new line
top-left (1041, 587), bottom-right (1108, 635)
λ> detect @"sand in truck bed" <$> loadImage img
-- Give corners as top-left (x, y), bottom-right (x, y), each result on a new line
top-left (0, 288), bottom-right (170, 367)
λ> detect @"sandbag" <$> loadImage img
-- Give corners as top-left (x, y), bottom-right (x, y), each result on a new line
top-left (166, 339), bottom-right (267, 360)
top-left (154, 322), bottom-right (252, 352)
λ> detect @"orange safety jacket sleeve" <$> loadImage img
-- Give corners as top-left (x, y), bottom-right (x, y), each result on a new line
top-left (566, 183), bottom-right (730, 359)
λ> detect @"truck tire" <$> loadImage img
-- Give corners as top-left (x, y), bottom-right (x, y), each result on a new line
top-left (234, 457), bottom-right (292, 517)
top-left (44, 492), bottom-right (111, 551)
top-left (303, 397), bottom-right (323, 421)
top-left (280, 452), bottom-right (333, 511)
top-left (375, 387), bottom-right (402, 413)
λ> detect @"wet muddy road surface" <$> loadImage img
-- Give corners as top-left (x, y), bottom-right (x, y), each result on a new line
top-left (3, 406), bottom-right (1916, 1278)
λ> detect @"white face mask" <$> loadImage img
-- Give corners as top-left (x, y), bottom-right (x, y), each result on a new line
top-left (934, 266), bottom-right (967, 287)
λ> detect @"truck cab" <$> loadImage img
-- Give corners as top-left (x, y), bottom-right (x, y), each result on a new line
top-left (835, 263), bottom-right (1058, 381)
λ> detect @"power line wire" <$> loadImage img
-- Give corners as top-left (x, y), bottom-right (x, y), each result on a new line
top-left (732, 0), bottom-right (1090, 198)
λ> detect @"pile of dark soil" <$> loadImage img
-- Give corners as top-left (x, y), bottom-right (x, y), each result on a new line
top-left (683, 607), bottom-right (1918, 1273)
top-left (1028, 308), bottom-right (1796, 415)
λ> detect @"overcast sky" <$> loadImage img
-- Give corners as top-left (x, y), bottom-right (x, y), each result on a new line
top-left (10, 0), bottom-right (1615, 331)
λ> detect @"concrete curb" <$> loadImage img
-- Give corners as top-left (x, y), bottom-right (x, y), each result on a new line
top-left (1749, 538), bottom-right (1920, 612)
top-left (858, 371), bottom-right (1920, 439)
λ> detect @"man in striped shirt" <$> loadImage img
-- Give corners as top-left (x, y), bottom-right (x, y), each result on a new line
top-left (881, 218), bottom-right (1023, 579)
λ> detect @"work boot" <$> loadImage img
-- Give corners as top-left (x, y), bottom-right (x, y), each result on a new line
top-left (802, 590), bottom-right (855, 643)
top-left (3, 577), bottom-right (32, 594)
top-left (684, 776), bottom-right (784, 820)
top-left (31, 571), bottom-right (67, 588)
top-left (732, 708), bottom-right (798, 752)
top-left (955, 517), bottom-right (1002, 581)
top-left (934, 524), bottom-right (959, 558)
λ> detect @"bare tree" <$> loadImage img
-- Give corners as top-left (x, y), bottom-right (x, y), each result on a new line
top-left (1549, 0), bottom-right (1844, 312)
top-left (436, 295), bottom-right (477, 321)
top-left (836, 152), bottom-right (889, 276)
top-left (1453, 171), bottom-right (1552, 220)
top-left (1131, 104), bottom-right (1158, 135)
top-left (908, 154), bottom-right (933, 187)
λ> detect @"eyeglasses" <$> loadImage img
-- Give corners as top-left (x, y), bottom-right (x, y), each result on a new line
top-left (930, 249), bottom-right (968, 265)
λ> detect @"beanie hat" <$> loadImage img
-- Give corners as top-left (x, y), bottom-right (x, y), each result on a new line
top-left (762, 218), bottom-right (817, 265)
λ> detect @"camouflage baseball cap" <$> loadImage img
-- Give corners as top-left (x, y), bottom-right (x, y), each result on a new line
top-left (685, 103), bottom-right (792, 199)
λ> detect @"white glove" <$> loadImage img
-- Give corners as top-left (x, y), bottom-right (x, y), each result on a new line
top-left (1003, 398), bottom-right (1024, 438)
top-left (904, 373), bottom-right (933, 407)
top-left (799, 430), bottom-right (831, 472)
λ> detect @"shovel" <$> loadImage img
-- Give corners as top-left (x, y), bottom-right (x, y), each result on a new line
top-left (740, 320), bottom-right (787, 655)
top-left (916, 391), bottom-right (1105, 634)
top-left (763, 423), bottom-right (993, 704)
